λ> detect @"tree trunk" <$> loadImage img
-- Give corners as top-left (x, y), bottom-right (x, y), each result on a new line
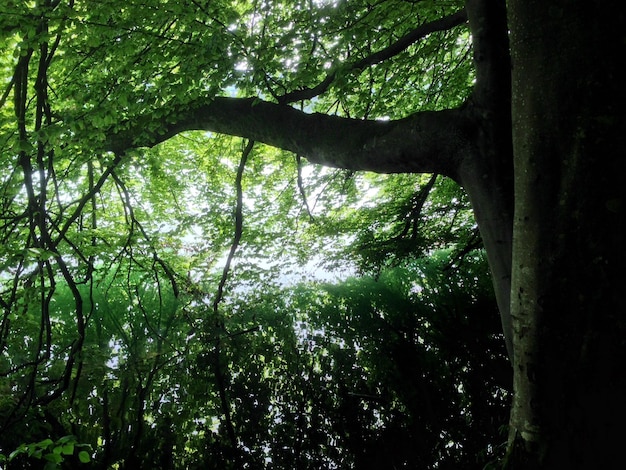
top-left (507, 1), bottom-right (626, 467)
top-left (461, 0), bottom-right (515, 360)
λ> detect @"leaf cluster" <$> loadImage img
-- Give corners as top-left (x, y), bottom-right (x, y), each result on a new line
top-left (2, 435), bottom-right (90, 470)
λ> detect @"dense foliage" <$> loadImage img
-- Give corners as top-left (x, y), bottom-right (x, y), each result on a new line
top-left (1, 1), bottom-right (511, 468)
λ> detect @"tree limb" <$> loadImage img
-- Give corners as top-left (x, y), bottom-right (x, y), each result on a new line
top-left (106, 98), bottom-right (475, 180)
top-left (277, 9), bottom-right (468, 104)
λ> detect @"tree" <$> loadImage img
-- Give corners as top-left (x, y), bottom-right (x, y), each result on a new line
top-left (1, 0), bottom-right (624, 468)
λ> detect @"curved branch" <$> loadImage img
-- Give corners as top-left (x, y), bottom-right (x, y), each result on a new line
top-left (277, 9), bottom-right (468, 104)
top-left (213, 139), bottom-right (254, 319)
top-left (106, 98), bottom-right (475, 180)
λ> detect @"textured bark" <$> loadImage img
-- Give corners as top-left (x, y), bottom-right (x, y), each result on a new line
top-left (107, 97), bottom-right (474, 176)
top-left (461, 0), bottom-right (514, 359)
top-left (507, 0), bottom-right (626, 467)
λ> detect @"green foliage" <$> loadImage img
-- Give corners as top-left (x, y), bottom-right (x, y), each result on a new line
top-left (4, 435), bottom-right (90, 469)
top-left (0, 0), bottom-right (508, 468)
top-left (209, 250), bottom-right (510, 469)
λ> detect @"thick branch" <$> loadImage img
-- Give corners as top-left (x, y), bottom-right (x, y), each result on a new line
top-left (106, 97), bottom-right (475, 179)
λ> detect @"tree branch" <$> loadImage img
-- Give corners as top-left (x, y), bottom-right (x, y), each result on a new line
top-left (277, 9), bottom-right (468, 104)
top-left (106, 98), bottom-right (475, 180)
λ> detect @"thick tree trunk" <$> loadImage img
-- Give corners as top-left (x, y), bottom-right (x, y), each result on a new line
top-left (461, 0), bottom-right (515, 360)
top-left (459, 159), bottom-right (514, 360)
top-left (507, 1), bottom-right (626, 467)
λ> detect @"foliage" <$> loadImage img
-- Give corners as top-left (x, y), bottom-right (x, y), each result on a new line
top-left (0, 0), bottom-right (511, 468)
top-left (2, 435), bottom-right (90, 469)
top-left (2, 249), bottom-right (509, 469)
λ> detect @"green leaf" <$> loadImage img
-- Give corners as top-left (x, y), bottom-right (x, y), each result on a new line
top-left (9, 445), bottom-right (27, 460)
top-left (61, 443), bottom-right (75, 455)
top-left (78, 451), bottom-right (91, 463)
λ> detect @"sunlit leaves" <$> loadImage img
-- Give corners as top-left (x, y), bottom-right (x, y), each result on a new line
top-left (0, 0), bottom-right (500, 467)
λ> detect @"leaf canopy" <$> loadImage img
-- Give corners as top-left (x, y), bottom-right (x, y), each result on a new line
top-left (0, 0), bottom-right (510, 468)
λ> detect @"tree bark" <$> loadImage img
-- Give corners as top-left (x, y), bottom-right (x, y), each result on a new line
top-left (507, 1), bottom-right (626, 467)
top-left (461, 0), bottom-right (515, 359)
top-left (107, 97), bottom-right (474, 177)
